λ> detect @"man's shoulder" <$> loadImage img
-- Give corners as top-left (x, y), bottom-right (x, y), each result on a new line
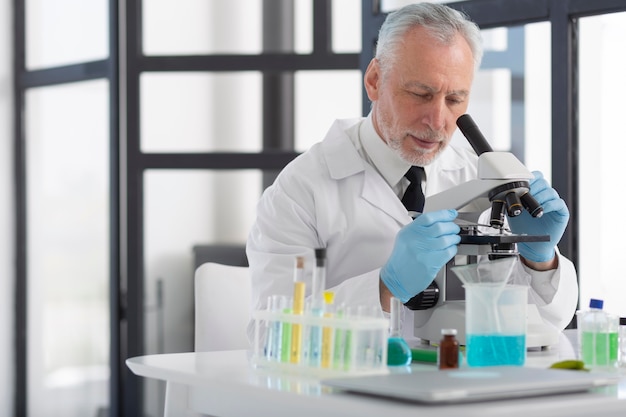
top-left (277, 118), bottom-right (366, 185)
top-left (327, 117), bottom-right (365, 133)
top-left (293, 118), bottom-right (367, 177)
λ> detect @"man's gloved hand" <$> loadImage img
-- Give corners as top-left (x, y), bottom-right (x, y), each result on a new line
top-left (508, 171), bottom-right (569, 263)
top-left (381, 210), bottom-right (460, 303)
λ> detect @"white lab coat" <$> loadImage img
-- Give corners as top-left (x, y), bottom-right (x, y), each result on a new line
top-left (246, 118), bottom-right (579, 341)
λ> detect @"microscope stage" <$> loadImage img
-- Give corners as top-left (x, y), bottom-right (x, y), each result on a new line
top-left (459, 234), bottom-right (549, 245)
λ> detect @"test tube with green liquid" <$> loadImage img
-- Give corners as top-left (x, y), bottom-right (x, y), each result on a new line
top-left (280, 296), bottom-right (293, 363)
top-left (342, 306), bottom-right (358, 371)
top-left (332, 304), bottom-right (346, 370)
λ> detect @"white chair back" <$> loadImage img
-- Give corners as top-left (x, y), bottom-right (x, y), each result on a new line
top-left (194, 262), bottom-right (251, 351)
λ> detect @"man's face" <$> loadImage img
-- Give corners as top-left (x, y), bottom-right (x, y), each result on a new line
top-left (364, 26), bottom-right (475, 166)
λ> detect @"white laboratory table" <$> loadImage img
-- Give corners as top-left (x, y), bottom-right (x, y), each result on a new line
top-left (127, 331), bottom-right (626, 417)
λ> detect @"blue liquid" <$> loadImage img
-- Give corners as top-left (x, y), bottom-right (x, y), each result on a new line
top-left (308, 308), bottom-right (323, 367)
top-left (265, 320), bottom-right (282, 361)
top-left (387, 337), bottom-right (412, 366)
top-left (466, 334), bottom-right (525, 366)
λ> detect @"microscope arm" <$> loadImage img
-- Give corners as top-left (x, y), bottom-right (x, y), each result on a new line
top-left (423, 178), bottom-right (521, 213)
top-left (423, 152), bottom-right (534, 214)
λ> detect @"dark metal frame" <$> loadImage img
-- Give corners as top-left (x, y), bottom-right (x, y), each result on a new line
top-left (12, 0), bottom-right (120, 416)
top-left (121, 1), bottom-right (358, 416)
top-left (12, 0), bottom-right (626, 416)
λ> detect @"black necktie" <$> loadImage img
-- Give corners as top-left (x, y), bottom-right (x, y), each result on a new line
top-left (401, 166), bottom-right (425, 213)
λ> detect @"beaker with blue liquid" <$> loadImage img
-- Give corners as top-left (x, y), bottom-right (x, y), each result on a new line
top-left (452, 257), bottom-right (528, 367)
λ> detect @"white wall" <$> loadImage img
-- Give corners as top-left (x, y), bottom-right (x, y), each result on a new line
top-left (578, 13), bottom-right (626, 316)
top-left (0, 0), bottom-right (14, 413)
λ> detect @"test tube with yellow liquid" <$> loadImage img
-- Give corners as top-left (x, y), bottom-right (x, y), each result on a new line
top-left (290, 256), bottom-right (305, 364)
top-left (321, 291), bottom-right (335, 368)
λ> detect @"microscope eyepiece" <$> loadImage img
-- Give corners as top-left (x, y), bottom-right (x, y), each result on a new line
top-left (457, 114), bottom-right (545, 220)
top-left (456, 114), bottom-right (493, 156)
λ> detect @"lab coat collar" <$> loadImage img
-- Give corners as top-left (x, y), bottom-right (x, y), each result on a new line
top-left (321, 118), bottom-right (366, 180)
top-left (321, 118), bottom-right (413, 226)
top-left (359, 114), bottom-right (410, 189)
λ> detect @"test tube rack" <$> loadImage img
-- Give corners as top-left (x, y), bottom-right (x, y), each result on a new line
top-left (251, 309), bottom-right (390, 377)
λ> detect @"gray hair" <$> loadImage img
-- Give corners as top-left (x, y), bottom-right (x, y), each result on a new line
top-left (375, 3), bottom-right (483, 72)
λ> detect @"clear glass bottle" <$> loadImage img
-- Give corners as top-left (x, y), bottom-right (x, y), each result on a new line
top-left (619, 317), bottom-right (626, 367)
top-left (438, 329), bottom-right (459, 369)
top-left (387, 297), bottom-right (412, 367)
top-left (577, 298), bottom-right (619, 369)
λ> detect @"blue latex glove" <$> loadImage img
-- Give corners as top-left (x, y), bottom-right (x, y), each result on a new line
top-left (507, 171), bottom-right (569, 263)
top-left (381, 210), bottom-right (461, 303)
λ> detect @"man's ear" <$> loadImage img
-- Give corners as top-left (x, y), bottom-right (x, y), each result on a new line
top-left (364, 58), bottom-right (381, 102)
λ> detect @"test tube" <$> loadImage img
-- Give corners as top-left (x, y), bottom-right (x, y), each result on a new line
top-left (308, 248), bottom-right (327, 367)
top-left (311, 248), bottom-right (327, 306)
top-left (264, 295), bottom-right (284, 361)
top-left (342, 305), bottom-right (359, 371)
top-left (357, 305), bottom-right (379, 369)
top-left (290, 256), bottom-right (306, 364)
top-left (619, 317), bottom-right (626, 368)
top-left (332, 303), bottom-right (346, 370)
top-left (321, 291), bottom-right (335, 369)
top-left (280, 296), bottom-right (293, 363)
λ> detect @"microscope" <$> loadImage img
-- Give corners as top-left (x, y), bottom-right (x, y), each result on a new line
top-left (412, 114), bottom-right (560, 349)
